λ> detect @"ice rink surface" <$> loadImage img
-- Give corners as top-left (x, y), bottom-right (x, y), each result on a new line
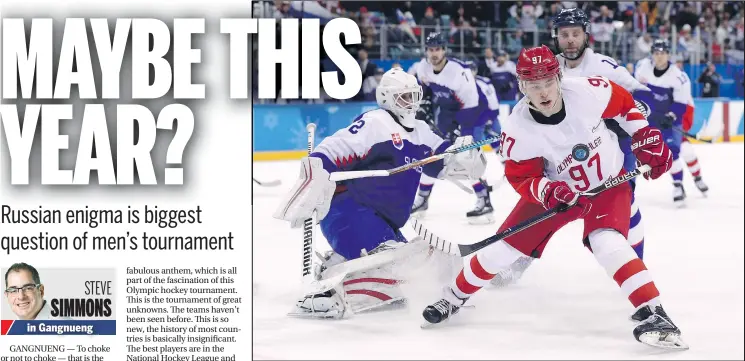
top-left (253, 143), bottom-right (744, 360)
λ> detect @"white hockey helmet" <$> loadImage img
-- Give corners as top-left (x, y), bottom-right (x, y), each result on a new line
top-left (376, 68), bottom-right (422, 128)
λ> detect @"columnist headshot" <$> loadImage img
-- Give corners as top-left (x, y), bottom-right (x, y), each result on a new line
top-left (4, 263), bottom-right (51, 320)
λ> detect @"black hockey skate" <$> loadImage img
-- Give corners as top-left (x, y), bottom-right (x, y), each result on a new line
top-left (630, 304), bottom-right (653, 322)
top-left (466, 179), bottom-right (494, 225)
top-left (421, 288), bottom-right (468, 327)
top-left (693, 176), bottom-right (709, 195)
top-left (632, 305), bottom-right (689, 350)
top-left (673, 182), bottom-right (686, 207)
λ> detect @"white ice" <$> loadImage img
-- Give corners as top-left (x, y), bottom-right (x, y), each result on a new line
top-left (253, 143), bottom-right (744, 360)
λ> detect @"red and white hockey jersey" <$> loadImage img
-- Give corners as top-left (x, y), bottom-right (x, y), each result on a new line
top-left (499, 76), bottom-right (648, 204)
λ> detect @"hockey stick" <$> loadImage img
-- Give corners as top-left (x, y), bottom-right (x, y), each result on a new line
top-left (253, 177), bottom-right (282, 187)
top-left (411, 165), bottom-right (652, 258)
top-left (674, 127), bottom-right (714, 143)
top-left (328, 136), bottom-right (499, 182)
top-left (301, 123), bottom-right (318, 284)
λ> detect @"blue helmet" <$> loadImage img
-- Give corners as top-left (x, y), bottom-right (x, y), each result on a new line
top-left (651, 39), bottom-right (670, 53)
top-left (496, 49), bottom-right (508, 58)
top-left (551, 8), bottom-right (590, 61)
top-left (466, 60), bottom-right (478, 72)
top-left (425, 32), bottom-right (448, 48)
top-left (551, 8), bottom-right (590, 36)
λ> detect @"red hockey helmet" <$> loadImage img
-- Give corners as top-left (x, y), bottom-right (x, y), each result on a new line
top-left (515, 45), bottom-right (561, 82)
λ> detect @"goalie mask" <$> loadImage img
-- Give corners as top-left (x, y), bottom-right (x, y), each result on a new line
top-left (376, 69), bottom-right (423, 128)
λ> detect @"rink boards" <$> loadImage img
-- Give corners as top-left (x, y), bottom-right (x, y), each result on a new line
top-left (253, 99), bottom-right (745, 161)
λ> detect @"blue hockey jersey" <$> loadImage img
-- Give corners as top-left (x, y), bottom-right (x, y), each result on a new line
top-left (310, 109), bottom-right (449, 228)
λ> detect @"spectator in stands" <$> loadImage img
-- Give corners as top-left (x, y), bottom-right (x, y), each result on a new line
top-left (506, 30), bottom-right (524, 55)
top-left (420, 6), bottom-right (438, 39)
top-left (482, 48), bottom-right (497, 76)
top-left (358, 49), bottom-right (377, 82)
top-left (635, 32), bottom-right (653, 61)
top-left (698, 62), bottom-right (722, 97)
top-left (510, 1), bottom-right (543, 33)
top-left (675, 3), bottom-right (699, 32)
top-left (361, 68), bottom-right (384, 101)
top-left (735, 16), bottom-right (745, 50)
top-left (591, 5), bottom-right (615, 54)
top-left (736, 68), bottom-right (744, 98)
top-left (452, 19), bottom-right (481, 49)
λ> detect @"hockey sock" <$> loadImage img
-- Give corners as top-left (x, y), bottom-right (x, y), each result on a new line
top-left (680, 138), bottom-right (702, 177)
top-left (472, 181), bottom-right (487, 197)
top-left (686, 158), bottom-right (702, 177)
top-left (589, 229), bottom-right (661, 308)
top-left (418, 183), bottom-right (433, 197)
top-left (670, 157), bottom-right (684, 183)
top-left (629, 193), bottom-right (645, 259)
top-left (451, 241), bottom-right (524, 299)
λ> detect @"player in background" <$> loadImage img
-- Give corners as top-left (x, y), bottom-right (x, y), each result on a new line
top-left (407, 57), bottom-right (425, 76)
top-left (634, 39), bottom-right (693, 207)
top-left (489, 8), bottom-right (652, 288)
top-left (411, 32), bottom-right (495, 224)
top-left (467, 61), bottom-right (502, 154)
top-left (421, 46), bottom-right (687, 350)
top-left (485, 49), bottom-right (519, 102)
top-left (673, 58), bottom-right (711, 195)
top-left (273, 68), bottom-right (486, 319)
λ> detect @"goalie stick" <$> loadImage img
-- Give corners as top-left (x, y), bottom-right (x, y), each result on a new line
top-left (328, 135), bottom-right (500, 182)
top-left (301, 123), bottom-right (318, 285)
top-left (253, 178), bottom-right (282, 187)
top-left (410, 165), bottom-right (652, 257)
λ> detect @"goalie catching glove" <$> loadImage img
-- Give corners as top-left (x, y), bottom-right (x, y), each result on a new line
top-left (273, 157), bottom-right (336, 228)
top-left (438, 136), bottom-right (487, 181)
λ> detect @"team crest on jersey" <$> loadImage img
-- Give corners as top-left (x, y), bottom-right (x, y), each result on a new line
top-left (391, 133), bottom-right (404, 150)
top-left (572, 144), bottom-right (590, 162)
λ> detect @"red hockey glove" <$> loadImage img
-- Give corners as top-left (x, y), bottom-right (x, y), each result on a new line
top-left (542, 180), bottom-right (591, 216)
top-left (631, 126), bottom-right (672, 180)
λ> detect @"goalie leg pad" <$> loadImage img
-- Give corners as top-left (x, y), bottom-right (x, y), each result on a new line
top-left (342, 263), bottom-right (406, 314)
top-left (291, 239), bottom-right (428, 319)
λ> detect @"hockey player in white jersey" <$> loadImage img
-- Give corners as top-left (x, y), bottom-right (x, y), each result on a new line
top-left (554, 7), bottom-right (652, 258)
top-left (489, 8), bottom-right (654, 288)
top-left (486, 49), bottom-right (519, 102)
top-left (672, 60), bottom-right (711, 196)
top-left (634, 39), bottom-right (695, 206)
top-left (411, 32), bottom-right (495, 224)
top-left (273, 68), bottom-right (486, 319)
top-left (421, 45), bottom-right (688, 350)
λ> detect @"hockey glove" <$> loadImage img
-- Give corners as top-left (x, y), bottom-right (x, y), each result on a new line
top-left (273, 156), bottom-right (336, 228)
top-left (439, 136), bottom-right (487, 181)
top-left (541, 181), bottom-right (591, 216)
top-left (631, 126), bottom-right (673, 180)
top-left (658, 112), bottom-right (676, 130)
